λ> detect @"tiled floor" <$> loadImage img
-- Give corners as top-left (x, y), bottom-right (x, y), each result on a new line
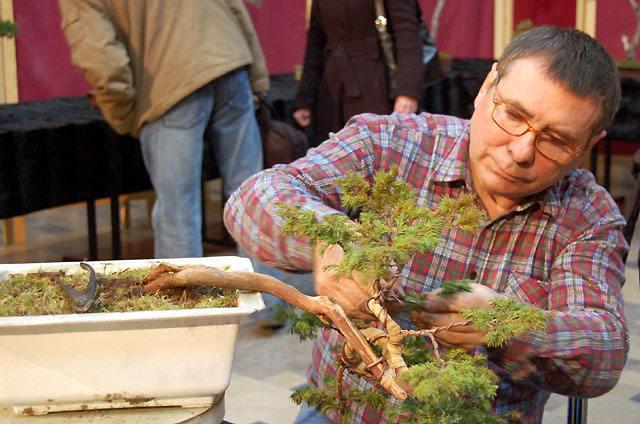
top-left (1, 181), bottom-right (639, 424)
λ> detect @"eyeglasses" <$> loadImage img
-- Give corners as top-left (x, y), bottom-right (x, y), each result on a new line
top-left (491, 84), bottom-right (581, 164)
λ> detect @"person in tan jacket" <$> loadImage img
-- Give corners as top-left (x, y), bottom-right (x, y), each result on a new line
top-left (59, 0), bottom-right (269, 258)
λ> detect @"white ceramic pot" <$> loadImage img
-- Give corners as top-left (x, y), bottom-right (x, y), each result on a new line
top-left (0, 256), bottom-right (264, 416)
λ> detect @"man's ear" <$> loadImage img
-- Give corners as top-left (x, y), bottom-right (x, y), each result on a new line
top-left (576, 130), bottom-right (607, 163)
top-left (588, 130), bottom-right (606, 150)
top-left (473, 63), bottom-right (499, 109)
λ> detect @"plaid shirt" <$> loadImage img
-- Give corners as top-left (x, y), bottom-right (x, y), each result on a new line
top-left (224, 113), bottom-right (629, 423)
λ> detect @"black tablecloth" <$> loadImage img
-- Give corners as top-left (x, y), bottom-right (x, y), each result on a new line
top-left (0, 96), bottom-right (152, 219)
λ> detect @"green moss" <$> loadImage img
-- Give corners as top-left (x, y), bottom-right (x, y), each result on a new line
top-left (0, 273), bottom-right (73, 316)
top-left (0, 266), bottom-right (237, 317)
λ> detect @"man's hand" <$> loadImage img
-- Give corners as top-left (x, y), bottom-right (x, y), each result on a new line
top-left (409, 283), bottom-right (505, 352)
top-left (314, 244), bottom-right (376, 320)
top-left (393, 95), bottom-right (419, 114)
top-left (293, 107), bottom-right (312, 127)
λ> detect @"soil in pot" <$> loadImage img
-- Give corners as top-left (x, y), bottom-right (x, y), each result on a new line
top-left (0, 266), bottom-right (237, 317)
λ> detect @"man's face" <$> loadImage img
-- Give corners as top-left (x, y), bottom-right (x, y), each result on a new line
top-left (468, 58), bottom-right (605, 212)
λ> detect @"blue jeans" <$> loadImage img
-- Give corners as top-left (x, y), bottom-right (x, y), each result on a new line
top-left (140, 68), bottom-right (262, 258)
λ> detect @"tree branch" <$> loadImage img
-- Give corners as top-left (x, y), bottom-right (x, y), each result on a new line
top-left (143, 263), bottom-right (408, 399)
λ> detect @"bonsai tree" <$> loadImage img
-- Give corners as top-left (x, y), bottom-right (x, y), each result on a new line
top-left (143, 167), bottom-right (547, 423)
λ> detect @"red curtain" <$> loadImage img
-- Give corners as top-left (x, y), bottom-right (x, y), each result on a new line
top-left (418, 0), bottom-right (494, 59)
top-left (13, 0), bottom-right (90, 101)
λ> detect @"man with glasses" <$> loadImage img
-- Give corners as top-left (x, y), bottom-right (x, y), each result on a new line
top-left (225, 26), bottom-right (628, 422)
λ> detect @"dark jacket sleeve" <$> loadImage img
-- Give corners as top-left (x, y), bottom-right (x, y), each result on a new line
top-left (293, 0), bottom-right (326, 111)
top-left (387, 0), bottom-right (423, 100)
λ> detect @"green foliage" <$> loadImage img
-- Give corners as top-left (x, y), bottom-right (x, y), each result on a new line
top-left (462, 297), bottom-right (548, 348)
top-left (278, 167), bottom-right (480, 283)
top-left (273, 304), bottom-right (327, 341)
top-left (279, 205), bottom-right (355, 248)
top-left (393, 350), bottom-right (504, 424)
top-left (275, 168), bottom-right (540, 422)
top-left (402, 279), bottom-right (473, 311)
top-left (401, 336), bottom-right (437, 366)
top-left (0, 20), bottom-right (17, 37)
top-left (293, 350), bottom-right (507, 424)
top-left (0, 273), bottom-right (73, 316)
top-left (514, 19), bottom-right (535, 38)
top-left (292, 378), bottom-right (390, 423)
top-left (439, 279), bottom-right (474, 295)
top-left (292, 384), bottom-right (348, 418)
top-left (436, 193), bottom-right (485, 232)
top-left (0, 267), bottom-right (237, 316)
top-left (403, 291), bottom-right (428, 308)
top-left (104, 290), bottom-right (176, 313)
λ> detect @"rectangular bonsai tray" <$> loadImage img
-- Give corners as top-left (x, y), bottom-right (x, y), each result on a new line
top-left (0, 256), bottom-right (264, 416)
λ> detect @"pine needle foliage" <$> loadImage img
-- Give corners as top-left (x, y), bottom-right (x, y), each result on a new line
top-left (292, 377), bottom-right (390, 423)
top-left (279, 167), bottom-right (483, 283)
top-left (402, 336), bottom-right (438, 366)
top-left (462, 297), bottom-right (548, 348)
top-left (276, 168), bottom-right (545, 422)
top-left (393, 350), bottom-right (504, 424)
top-left (439, 278), bottom-right (474, 295)
top-left (273, 304), bottom-right (327, 341)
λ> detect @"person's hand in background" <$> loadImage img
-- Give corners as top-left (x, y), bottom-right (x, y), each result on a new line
top-left (393, 95), bottom-right (418, 114)
top-left (293, 107), bottom-right (312, 127)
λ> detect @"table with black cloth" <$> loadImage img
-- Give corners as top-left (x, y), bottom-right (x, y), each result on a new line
top-left (0, 96), bottom-right (229, 260)
top-left (0, 97), bottom-right (152, 217)
top-left (0, 96), bottom-right (153, 260)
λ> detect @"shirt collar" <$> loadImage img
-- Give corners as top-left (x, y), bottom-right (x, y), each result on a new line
top-left (429, 122), bottom-right (470, 183)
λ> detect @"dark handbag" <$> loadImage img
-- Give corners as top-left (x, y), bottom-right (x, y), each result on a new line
top-left (373, 0), bottom-right (443, 98)
top-left (255, 95), bottom-right (309, 169)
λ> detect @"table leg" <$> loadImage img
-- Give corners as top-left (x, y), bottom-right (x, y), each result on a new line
top-left (2, 216), bottom-right (26, 245)
top-left (86, 199), bottom-right (98, 260)
top-left (110, 196), bottom-right (122, 260)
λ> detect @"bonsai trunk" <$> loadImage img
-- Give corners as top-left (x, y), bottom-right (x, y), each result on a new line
top-left (143, 263), bottom-right (408, 400)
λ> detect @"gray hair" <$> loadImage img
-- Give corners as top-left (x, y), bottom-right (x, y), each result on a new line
top-left (497, 25), bottom-right (620, 134)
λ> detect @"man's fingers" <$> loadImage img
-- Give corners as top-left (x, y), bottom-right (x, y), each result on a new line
top-left (433, 330), bottom-right (485, 350)
top-left (418, 283), bottom-right (499, 312)
top-left (410, 311), bottom-right (473, 330)
top-left (420, 293), bottom-right (459, 312)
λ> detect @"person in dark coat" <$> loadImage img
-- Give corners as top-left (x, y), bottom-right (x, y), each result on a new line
top-left (293, 0), bottom-right (424, 146)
